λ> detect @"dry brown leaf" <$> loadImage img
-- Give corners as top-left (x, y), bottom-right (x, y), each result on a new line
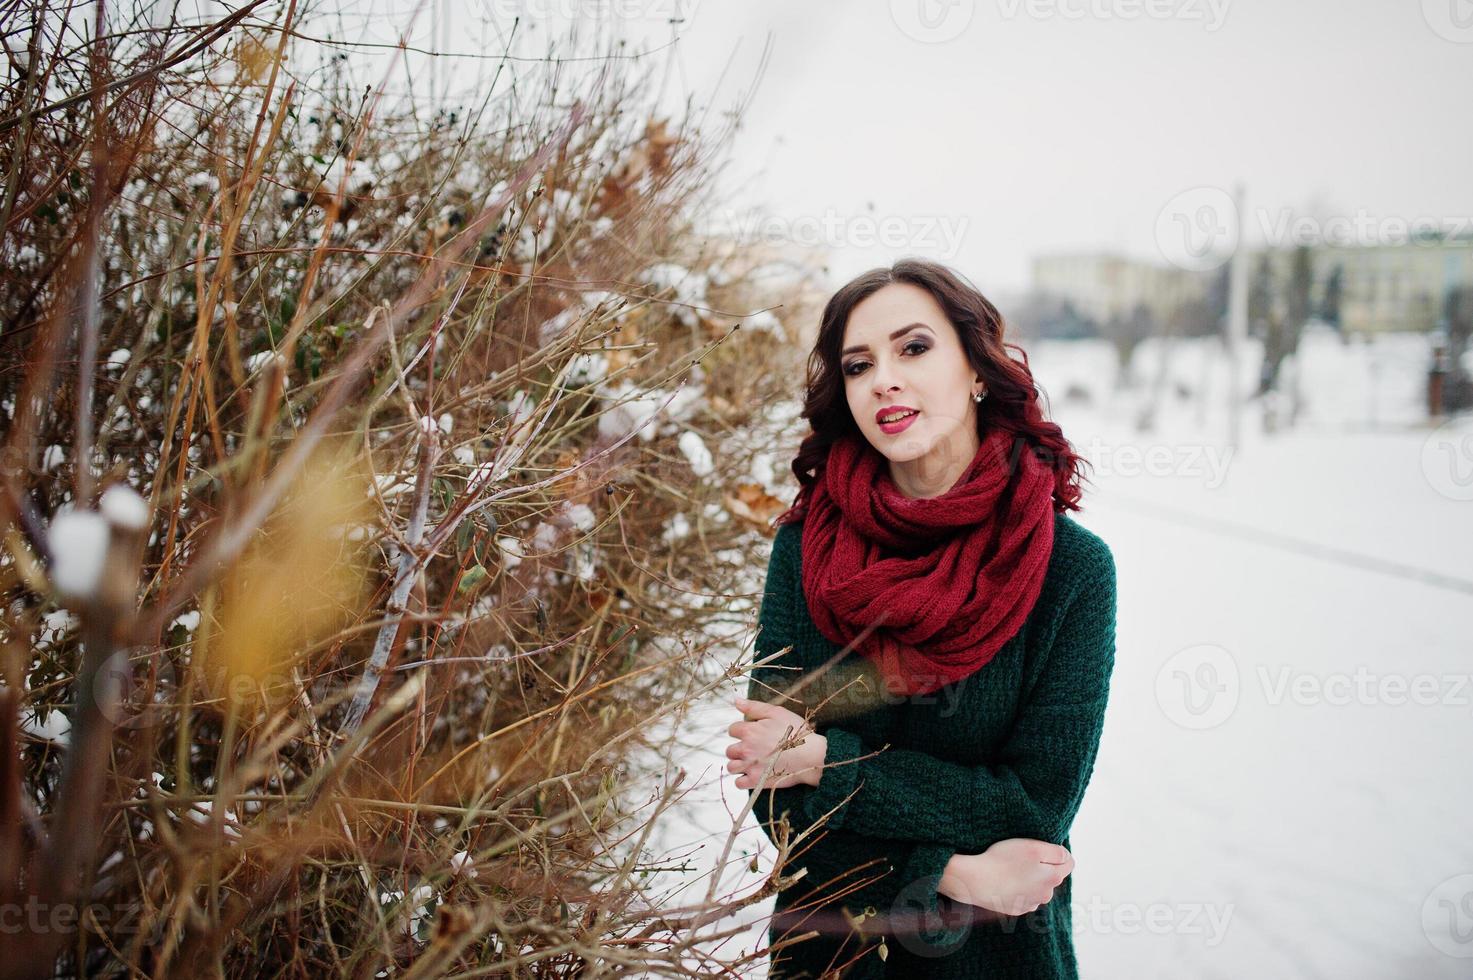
top-left (723, 482), bottom-right (788, 529)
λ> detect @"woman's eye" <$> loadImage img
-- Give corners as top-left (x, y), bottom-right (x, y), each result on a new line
top-left (843, 343), bottom-right (928, 377)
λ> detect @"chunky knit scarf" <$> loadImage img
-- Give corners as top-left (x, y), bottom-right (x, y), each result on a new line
top-left (799, 426), bottom-right (1058, 697)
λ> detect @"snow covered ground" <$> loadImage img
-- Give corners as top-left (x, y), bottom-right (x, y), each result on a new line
top-left (639, 325), bottom-right (1473, 978)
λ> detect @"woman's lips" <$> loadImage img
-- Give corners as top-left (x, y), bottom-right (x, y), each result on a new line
top-left (878, 409), bottom-right (919, 434)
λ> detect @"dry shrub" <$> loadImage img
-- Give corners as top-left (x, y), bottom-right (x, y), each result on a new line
top-left (0, 2), bottom-right (824, 976)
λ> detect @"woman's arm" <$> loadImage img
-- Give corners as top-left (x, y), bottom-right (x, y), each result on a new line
top-left (791, 542), bottom-right (1117, 854)
top-left (739, 522), bottom-right (1100, 923)
top-left (736, 700), bottom-right (1079, 917)
top-left (939, 840), bottom-right (1075, 917)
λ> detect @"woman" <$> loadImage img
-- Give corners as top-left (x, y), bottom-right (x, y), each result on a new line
top-left (725, 258), bottom-right (1117, 978)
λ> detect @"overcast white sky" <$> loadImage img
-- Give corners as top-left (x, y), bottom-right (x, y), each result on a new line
top-left (629, 0), bottom-right (1473, 293)
top-left (290, 0), bottom-right (1473, 295)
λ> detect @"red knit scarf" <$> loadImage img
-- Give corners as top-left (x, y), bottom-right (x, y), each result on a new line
top-left (799, 426), bottom-right (1057, 697)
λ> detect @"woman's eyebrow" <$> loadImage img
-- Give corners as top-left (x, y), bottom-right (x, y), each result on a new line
top-left (841, 322), bottom-right (933, 356)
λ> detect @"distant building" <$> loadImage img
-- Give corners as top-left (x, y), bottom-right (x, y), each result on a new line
top-left (1028, 235), bottom-right (1473, 337)
top-left (1029, 251), bottom-right (1214, 333)
top-left (1256, 236), bottom-right (1473, 334)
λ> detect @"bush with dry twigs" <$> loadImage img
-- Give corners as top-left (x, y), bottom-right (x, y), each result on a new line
top-left (0, 2), bottom-right (828, 976)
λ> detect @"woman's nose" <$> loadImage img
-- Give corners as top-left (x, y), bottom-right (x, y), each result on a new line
top-left (872, 366), bottom-right (901, 398)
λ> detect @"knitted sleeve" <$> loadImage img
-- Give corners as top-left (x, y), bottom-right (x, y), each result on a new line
top-left (743, 522), bottom-right (961, 927)
top-left (796, 538), bottom-right (1117, 863)
top-left (746, 520), bottom-right (845, 849)
top-left (743, 525), bottom-right (918, 837)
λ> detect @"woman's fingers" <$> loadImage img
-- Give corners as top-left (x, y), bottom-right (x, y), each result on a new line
top-left (1039, 843), bottom-right (1071, 865)
top-left (728, 746), bottom-right (795, 786)
top-left (735, 767), bottom-right (793, 791)
top-left (1045, 848), bottom-right (1075, 886)
top-left (733, 696), bottom-right (779, 719)
top-left (735, 767), bottom-right (768, 789)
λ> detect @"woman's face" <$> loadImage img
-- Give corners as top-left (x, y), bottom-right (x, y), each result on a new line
top-left (839, 282), bottom-right (984, 495)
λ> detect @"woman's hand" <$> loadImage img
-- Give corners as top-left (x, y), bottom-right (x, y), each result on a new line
top-left (726, 696), bottom-right (826, 791)
top-left (938, 839), bottom-right (1074, 917)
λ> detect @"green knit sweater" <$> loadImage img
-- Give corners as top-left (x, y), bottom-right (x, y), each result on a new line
top-left (746, 510), bottom-right (1117, 979)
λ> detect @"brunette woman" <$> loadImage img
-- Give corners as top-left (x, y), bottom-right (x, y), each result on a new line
top-left (726, 258), bottom-right (1117, 978)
